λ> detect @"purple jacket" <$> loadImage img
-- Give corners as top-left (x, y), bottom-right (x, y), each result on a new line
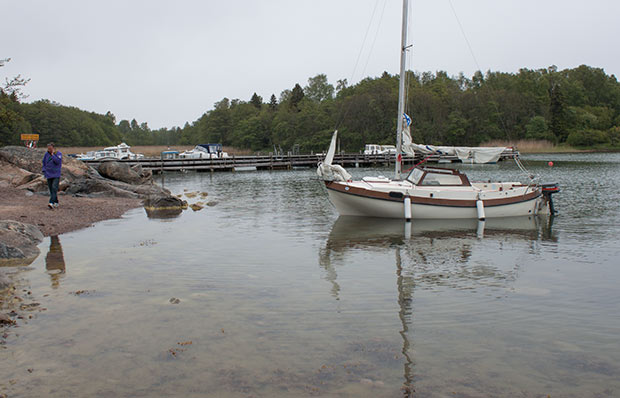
top-left (42, 151), bottom-right (62, 179)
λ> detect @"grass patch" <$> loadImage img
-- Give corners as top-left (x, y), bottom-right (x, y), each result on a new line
top-left (481, 139), bottom-right (584, 154)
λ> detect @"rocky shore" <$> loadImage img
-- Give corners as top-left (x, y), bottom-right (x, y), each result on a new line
top-left (1, 146), bottom-right (191, 349)
top-left (0, 186), bottom-right (142, 237)
top-left (0, 146), bottom-right (186, 261)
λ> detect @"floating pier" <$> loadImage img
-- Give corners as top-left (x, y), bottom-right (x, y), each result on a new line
top-left (82, 149), bottom-right (519, 173)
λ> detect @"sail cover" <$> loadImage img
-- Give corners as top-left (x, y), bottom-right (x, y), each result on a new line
top-left (317, 130), bottom-right (352, 182)
top-left (401, 115), bottom-right (506, 164)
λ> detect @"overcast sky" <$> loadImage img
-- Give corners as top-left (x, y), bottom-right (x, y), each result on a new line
top-left (2, 0), bottom-right (618, 129)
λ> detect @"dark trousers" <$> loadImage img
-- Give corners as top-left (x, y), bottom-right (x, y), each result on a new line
top-left (47, 177), bottom-right (59, 204)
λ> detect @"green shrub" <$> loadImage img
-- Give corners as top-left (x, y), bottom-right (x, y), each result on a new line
top-left (566, 129), bottom-right (610, 147)
top-left (608, 126), bottom-right (620, 146)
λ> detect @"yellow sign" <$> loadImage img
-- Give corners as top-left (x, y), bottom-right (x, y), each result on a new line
top-left (21, 134), bottom-right (39, 141)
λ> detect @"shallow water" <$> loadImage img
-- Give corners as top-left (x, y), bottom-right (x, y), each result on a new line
top-left (2, 153), bottom-right (620, 397)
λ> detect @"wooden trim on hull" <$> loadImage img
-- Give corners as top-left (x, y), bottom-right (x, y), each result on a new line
top-left (325, 181), bottom-right (541, 208)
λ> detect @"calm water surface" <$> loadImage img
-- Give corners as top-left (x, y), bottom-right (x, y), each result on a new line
top-left (1, 153), bottom-right (619, 397)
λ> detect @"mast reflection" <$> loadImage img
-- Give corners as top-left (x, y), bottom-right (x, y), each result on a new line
top-left (396, 247), bottom-right (414, 395)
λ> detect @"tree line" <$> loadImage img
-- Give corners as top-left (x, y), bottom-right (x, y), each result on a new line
top-left (2, 64), bottom-right (619, 151)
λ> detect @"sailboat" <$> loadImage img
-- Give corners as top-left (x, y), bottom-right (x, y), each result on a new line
top-left (317, 0), bottom-right (559, 221)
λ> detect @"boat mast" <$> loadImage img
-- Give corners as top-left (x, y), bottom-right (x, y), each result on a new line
top-left (395, 0), bottom-right (409, 179)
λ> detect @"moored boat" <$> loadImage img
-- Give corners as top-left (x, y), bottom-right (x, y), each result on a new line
top-left (75, 143), bottom-right (144, 161)
top-left (102, 142), bottom-right (144, 160)
top-left (179, 143), bottom-right (229, 159)
top-left (324, 164), bottom-right (555, 219)
top-left (317, 0), bottom-right (559, 221)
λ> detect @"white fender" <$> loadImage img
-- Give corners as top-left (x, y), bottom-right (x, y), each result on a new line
top-left (476, 199), bottom-right (485, 221)
top-left (404, 197), bottom-right (412, 222)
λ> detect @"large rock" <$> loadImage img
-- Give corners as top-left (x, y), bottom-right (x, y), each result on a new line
top-left (0, 146), bottom-right (88, 180)
top-left (16, 175), bottom-right (48, 192)
top-left (0, 160), bottom-right (40, 187)
top-left (131, 164), bottom-right (153, 182)
top-left (143, 194), bottom-right (187, 210)
top-left (0, 146), bottom-right (89, 193)
top-left (64, 179), bottom-right (140, 198)
top-left (97, 161), bottom-right (143, 184)
top-left (0, 146), bottom-right (180, 207)
top-left (0, 220), bottom-right (44, 261)
top-left (143, 194), bottom-right (187, 219)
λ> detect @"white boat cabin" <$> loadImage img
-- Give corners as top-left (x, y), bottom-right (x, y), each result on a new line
top-left (179, 144), bottom-right (229, 159)
top-left (102, 143), bottom-right (144, 160)
top-left (364, 144), bottom-right (395, 155)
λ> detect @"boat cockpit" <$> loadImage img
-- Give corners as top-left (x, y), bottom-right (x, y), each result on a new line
top-left (406, 167), bottom-right (471, 186)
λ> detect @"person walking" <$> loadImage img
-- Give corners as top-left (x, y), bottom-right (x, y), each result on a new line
top-left (42, 142), bottom-right (62, 209)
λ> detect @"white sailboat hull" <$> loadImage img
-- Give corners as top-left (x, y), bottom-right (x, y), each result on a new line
top-left (325, 181), bottom-right (546, 220)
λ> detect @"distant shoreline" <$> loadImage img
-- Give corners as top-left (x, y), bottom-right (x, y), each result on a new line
top-left (58, 143), bottom-right (620, 157)
top-left (518, 148), bottom-right (620, 154)
top-left (482, 139), bottom-right (620, 154)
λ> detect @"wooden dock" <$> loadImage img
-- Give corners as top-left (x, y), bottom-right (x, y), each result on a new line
top-left (82, 149), bottom-right (518, 173)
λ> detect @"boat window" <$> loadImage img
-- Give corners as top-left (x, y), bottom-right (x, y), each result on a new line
top-left (406, 168), bottom-right (424, 185)
top-left (420, 172), bottom-right (463, 186)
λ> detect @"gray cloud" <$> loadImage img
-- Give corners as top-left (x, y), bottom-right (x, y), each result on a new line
top-left (2, 0), bottom-right (618, 128)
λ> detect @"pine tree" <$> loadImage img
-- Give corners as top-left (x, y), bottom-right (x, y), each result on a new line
top-left (269, 94), bottom-right (278, 111)
top-left (549, 81), bottom-right (569, 142)
top-left (250, 92), bottom-right (262, 109)
top-left (290, 84), bottom-right (304, 110)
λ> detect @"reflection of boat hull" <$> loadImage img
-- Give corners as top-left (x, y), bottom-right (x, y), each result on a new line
top-left (324, 215), bottom-right (552, 254)
top-left (330, 215), bottom-right (544, 237)
top-left (326, 181), bottom-right (545, 219)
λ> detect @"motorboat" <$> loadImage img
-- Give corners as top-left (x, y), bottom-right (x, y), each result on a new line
top-left (76, 143), bottom-right (144, 161)
top-left (93, 150), bottom-right (118, 161)
top-left (380, 145), bottom-right (397, 154)
top-left (317, 0), bottom-right (559, 221)
top-left (179, 143), bottom-right (229, 159)
top-left (75, 151), bottom-right (96, 161)
top-left (102, 142), bottom-right (144, 160)
top-left (161, 150), bottom-right (179, 160)
top-left (363, 144), bottom-right (397, 155)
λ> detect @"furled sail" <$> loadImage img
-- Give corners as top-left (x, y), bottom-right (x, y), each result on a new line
top-left (401, 114), bottom-right (507, 164)
top-left (401, 114), bottom-right (416, 157)
top-left (317, 130), bottom-right (352, 182)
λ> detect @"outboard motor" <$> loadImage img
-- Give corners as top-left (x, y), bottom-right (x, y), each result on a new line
top-left (541, 182), bottom-right (560, 214)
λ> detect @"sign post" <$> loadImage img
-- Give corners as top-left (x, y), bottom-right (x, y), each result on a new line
top-left (21, 133), bottom-right (39, 149)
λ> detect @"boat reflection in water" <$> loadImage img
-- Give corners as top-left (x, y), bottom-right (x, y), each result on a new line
top-left (325, 215), bottom-right (554, 244)
top-left (319, 215), bottom-right (555, 396)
